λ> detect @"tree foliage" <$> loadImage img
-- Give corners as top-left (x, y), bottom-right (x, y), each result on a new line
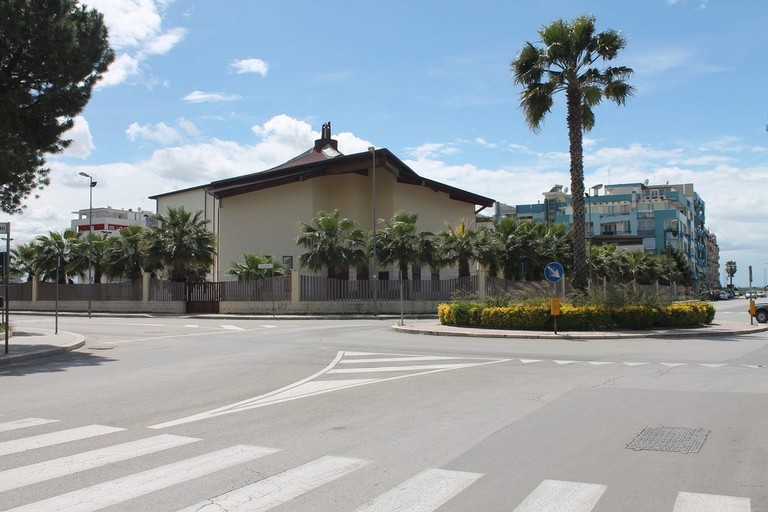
top-left (511, 15), bottom-right (633, 291)
top-left (296, 210), bottom-right (367, 280)
top-left (0, 0), bottom-right (114, 213)
top-left (227, 254), bottom-right (285, 281)
top-left (144, 207), bottom-right (216, 282)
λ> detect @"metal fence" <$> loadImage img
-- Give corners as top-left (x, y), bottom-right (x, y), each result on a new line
top-left (217, 277), bottom-right (291, 302)
top-left (300, 275), bottom-right (479, 302)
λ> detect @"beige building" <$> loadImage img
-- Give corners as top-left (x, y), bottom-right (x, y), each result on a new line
top-left (150, 123), bottom-right (495, 281)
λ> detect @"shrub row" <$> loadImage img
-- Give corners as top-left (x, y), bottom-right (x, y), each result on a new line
top-left (438, 301), bottom-right (715, 331)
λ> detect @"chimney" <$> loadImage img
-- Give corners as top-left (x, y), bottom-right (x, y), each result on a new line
top-left (313, 121), bottom-right (339, 152)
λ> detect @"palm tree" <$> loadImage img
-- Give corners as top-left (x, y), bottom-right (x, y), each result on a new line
top-left (227, 254), bottom-right (285, 281)
top-left (436, 219), bottom-right (479, 278)
top-left (618, 250), bottom-right (656, 291)
top-left (374, 212), bottom-right (421, 280)
top-left (296, 210), bottom-right (367, 279)
top-left (725, 260), bottom-right (737, 288)
top-left (10, 241), bottom-right (38, 282)
top-left (144, 207), bottom-right (216, 282)
top-left (512, 15), bottom-right (633, 291)
top-left (34, 229), bottom-right (82, 283)
top-left (103, 226), bottom-right (147, 282)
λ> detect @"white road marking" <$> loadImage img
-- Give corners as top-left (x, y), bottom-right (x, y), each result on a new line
top-left (261, 324), bottom-right (277, 328)
top-left (6, 445), bottom-right (279, 512)
top-left (329, 363), bottom-right (481, 374)
top-left (150, 351), bottom-right (509, 429)
top-left (519, 359), bottom-right (542, 364)
top-left (512, 479), bottom-right (607, 512)
top-left (699, 363), bottom-right (727, 368)
top-left (340, 356), bottom-right (463, 364)
top-left (0, 434), bottom-right (200, 492)
top-left (355, 468), bottom-right (482, 512)
top-left (553, 360), bottom-right (577, 365)
top-left (0, 425), bottom-right (124, 456)
top-left (184, 324), bottom-right (199, 328)
top-left (0, 417), bottom-right (59, 433)
top-left (623, 362), bottom-right (649, 366)
top-left (177, 455), bottom-right (370, 511)
top-left (588, 361), bottom-right (614, 366)
top-left (661, 363), bottom-right (688, 368)
top-left (221, 324), bottom-right (245, 331)
top-left (673, 491), bottom-right (751, 511)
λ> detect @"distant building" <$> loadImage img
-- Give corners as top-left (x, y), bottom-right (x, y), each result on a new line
top-left (514, 182), bottom-right (717, 284)
top-left (71, 206), bottom-right (157, 235)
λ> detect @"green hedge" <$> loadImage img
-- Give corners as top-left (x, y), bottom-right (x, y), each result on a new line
top-left (439, 301), bottom-right (715, 331)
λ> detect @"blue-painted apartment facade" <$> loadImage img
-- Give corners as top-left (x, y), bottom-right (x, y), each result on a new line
top-left (513, 182), bottom-right (719, 287)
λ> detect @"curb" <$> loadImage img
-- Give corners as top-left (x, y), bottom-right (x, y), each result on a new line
top-left (390, 323), bottom-right (768, 340)
top-left (0, 330), bottom-right (85, 366)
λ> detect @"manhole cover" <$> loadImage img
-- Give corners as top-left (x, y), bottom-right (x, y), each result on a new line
top-left (627, 426), bottom-right (709, 453)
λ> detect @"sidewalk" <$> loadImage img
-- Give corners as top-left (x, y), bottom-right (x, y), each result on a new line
top-left (0, 328), bottom-right (84, 366)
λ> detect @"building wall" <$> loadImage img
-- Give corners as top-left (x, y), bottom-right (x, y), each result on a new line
top-left (211, 170), bottom-right (480, 281)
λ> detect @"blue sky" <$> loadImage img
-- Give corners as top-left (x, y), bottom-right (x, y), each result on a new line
top-left (6, 0), bottom-right (768, 287)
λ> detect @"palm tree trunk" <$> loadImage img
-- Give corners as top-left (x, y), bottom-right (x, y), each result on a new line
top-left (567, 85), bottom-right (587, 292)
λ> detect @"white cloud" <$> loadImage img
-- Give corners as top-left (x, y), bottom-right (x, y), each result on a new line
top-left (182, 91), bottom-right (241, 103)
top-left (405, 142), bottom-right (460, 159)
top-left (230, 58), bottom-right (269, 76)
top-left (88, 0), bottom-right (186, 87)
top-left (59, 116), bottom-right (95, 159)
top-left (126, 121), bottom-right (185, 145)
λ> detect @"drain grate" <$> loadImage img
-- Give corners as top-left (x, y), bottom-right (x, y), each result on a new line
top-left (626, 426), bottom-right (709, 453)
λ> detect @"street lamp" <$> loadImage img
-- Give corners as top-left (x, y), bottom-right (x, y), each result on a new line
top-left (79, 171), bottom-right (96, 318)
top-left (368, 146), bottom-right (377, 316)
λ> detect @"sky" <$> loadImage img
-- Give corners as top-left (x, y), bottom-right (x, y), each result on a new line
top-left (4, 0), bottom-right (768, 287)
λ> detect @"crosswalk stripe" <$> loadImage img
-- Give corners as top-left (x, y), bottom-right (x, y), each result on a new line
top-left (222, 324), bottom-right (245, 330)
top-left (588, 361), bottom-right (614, 366)
top-left (673, 491), bottom-right (751, 511)
top-left (553, 360), bottom-right (577, 365)
top-left (177, 455), bottom-right (370, 511)
top-left (512, 479), bottom-right (607, 512)
top-left (0, 418), bottom-right (59, 433)
top-left (0, 425), bottom-right (124, 457)
top-left (355, 468), bottom-right (482, 512)
top-left (519, 359), bottom-right (542, 364)
top-left (623, 362), bottom-right (649, 366)
top-left (699, 363), bottom-right (727, 368)
top-left (661, 363), bottom-right (687, 368)
top-left (6, 444), bottom-right (280, 512)
top-left (0, 434), bottom-right (200, 493)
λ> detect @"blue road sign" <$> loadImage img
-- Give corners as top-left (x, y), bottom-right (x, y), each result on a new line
top-left (544, 262), bottom-right (564, 283)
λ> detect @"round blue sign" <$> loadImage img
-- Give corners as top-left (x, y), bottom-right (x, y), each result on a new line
top-left (544, 262), bottom-right (564, 283)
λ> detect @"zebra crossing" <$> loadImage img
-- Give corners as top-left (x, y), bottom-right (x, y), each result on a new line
top-left (0, 416), bottom-right (754, 511)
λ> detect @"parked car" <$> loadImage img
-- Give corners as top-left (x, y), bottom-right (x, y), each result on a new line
top-left (754, 302), bottom-right (768, 323)
top-left (718, 290), bottom-right (729, 300)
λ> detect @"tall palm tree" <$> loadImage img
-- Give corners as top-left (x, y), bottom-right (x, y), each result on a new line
top-left (103, 225), bottom-right (147, 282)
top-left (144, 207), bottom-right (216, 282)
top-left (227, 254), bottom-right (285, 281)
top-left (512, 15), bottom-right (633, 291)
top-left (10, 241), bottom-right (38, 282)
top-left (725, 260), bottom-right (737, 288)
top-left (296, 210), bottom-right (367, 280)
top-left (375, 212), bottom-right (421, 280)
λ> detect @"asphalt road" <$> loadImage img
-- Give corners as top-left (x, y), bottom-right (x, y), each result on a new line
top-left (1, 300), bottom-right (766, 511)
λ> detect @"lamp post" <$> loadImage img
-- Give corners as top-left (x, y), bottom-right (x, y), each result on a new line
top-left (368, 147), bottom-right (377, 316)
top-left (78, 172), bottom-right (96, 318)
